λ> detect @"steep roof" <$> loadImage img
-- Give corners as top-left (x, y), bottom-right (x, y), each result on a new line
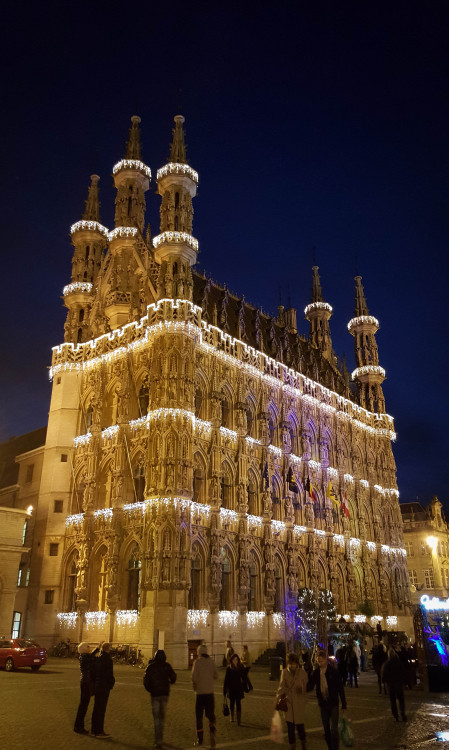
top-left (0, 427), bottom-right (47, 489)
top-left (400, 502), bottom-right (428, 521)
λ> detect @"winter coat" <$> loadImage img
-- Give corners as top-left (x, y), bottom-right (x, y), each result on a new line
top-left (223, 664), bottom-right (246, 700)
top-left (382, 657), bottom-right (405, 689)
top-left (307, 664), bottom-right (347, 709)
top-left (91, 651), bottom-right (115, 693)
top-left (79, 652), bottom-right (94, 685)
top-left (276, 666), bottom-right (308, 725)
top-left (144, 651), bottom-right (177, 697)
top-left (192, 654), bottom-right (218, 695)
top-left (225, 646), bottom-right (234, 664)
top-left (241, 649), bottom-right (252, 668)
top-left (372, 645), bottom-right (387, 673)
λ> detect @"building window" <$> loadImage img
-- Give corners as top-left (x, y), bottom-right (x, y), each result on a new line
top-left (194, 388), bottom-right (203, 419)
top-left (133, 465), bottom-right (145, 502)
top-left (139, 382), bottom-right (149, 415)
top-left (61, 454), bottom-right (68, 463)
top-left (404, 541), bottom-right (414, 557)
top-left (22, 520), bottom-right (28, 545)
top-left (249, 557), bottom-right (259, 611)
top-left (220, 548), bottom-right (232, 610)
top-left (193, 468), bottom-right (204, 502)
top-left (49, 543), bottom-right (59, 556)
top-left (408, 570), bottom-right (418, 586)
top-left (221, 471), bottom-right (232, 509)
top-left (11, 612), bottom-right (21, 639)
top-left (189, 545), bottom-right (202, 609)
top-left (45, 590), bottom-right (54, 604)
top-left (54, 500), bottom-right (64, 513)
top-left (424, 569), bottom-right (435, 589)
top-left (274, 565), bottom-right (284, 613)
top-left (127, 553), bottom-right (141, 610)
top-left (221, 398), bottom-right (230, 428)
top-left (25, 464), bottom-right (34, 483)
top-left (17, 567), bottom-right (23, 587)
top-left (25, 569), bottom-right (30, 587)
top-left (66, 560), bottom-right (77, 612)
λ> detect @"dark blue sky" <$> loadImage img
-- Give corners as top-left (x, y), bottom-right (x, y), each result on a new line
top-left (1, 1), bottom-right (448, 509)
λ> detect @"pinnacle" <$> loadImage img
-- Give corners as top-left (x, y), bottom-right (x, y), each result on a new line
top-left (354, 275), bottom-right (369, 316)
top-left (82, 174), bottom-right (100, 221)
top-left (125, 115), bottom-right (142, 160)
top-left (311, 265), bottom-right (323, 303)
top-left (169, 114), bottom-right (187, 164)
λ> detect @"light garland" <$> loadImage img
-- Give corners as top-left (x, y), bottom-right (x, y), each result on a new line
top-left (108, 226), bottom-right (138, 241)
top-left (304, 302), bottom-right (333, 316)
top-left (420, 595), bottom-right (449, 612)
top-left (63, 281), bottom-right (93, 296)
top-left (220, 426), bottom-right (237, 440)
top-left (354, 614), bottom-right (366, 623)
top-left (70, 220), bottom-right (109, 237)
top-left (294, 525), bottom-right (306, 535)
top-left (344, 474), bottom-right (354, 483)
top-left (112, 159), bottom-right (151, 179)
top-left (314, 529), bottom-right (326, 536)
top-left (152, 231), bottom-right (199, 252)
top-left (245, 436), bottom-right (261, 447)
top-left (350, 538), bottom-right (361, 548)
top-left (360, 479), bottom-right (369, 488)
top-left (366, 541), bottom-right (377, 551)
top-left (381, 544), bottom-right (391, 554)
top-left (268, 445), bottom-right (282, 457)
top-left (102, 425), bottom-right (120, 440)
top-left (371, 616), bottom-right (383, 624)
top-left (94, 508), bottom-right (113, 519)
top-left (85, 611), bottom-right (109, 627)
top-left (272, 613), bottom-right (285, 628)
top-left (334, 534), bottom-right (345, 547)
top-left (271, 520), bottom-right (286, 533)
top-left (386, 616), bottom-right (398, 627)
top-left (248, 514), bottom-right (263, 528)
top-left (157, 162), bottom-right (199, 183)
top-left (347, 315), bottom-right (380, 332)
top-left (352, 365), bottom-right (386, 381)
top-left (246, 611), bottom-right (265, 628)
top-left (187, 609), bottom-right (209, 627)
top-left (191, 501), bottom-right (211, 519)
top-left (74, 433), bottom-right (91, 447)
top-left (66, 513), bottom-right (84, 526)
top-left (308, 460), bottom-right (320, 471)
top-left (218, 610), bottom-right (239, 628)
top-left (220, 508), bottom-right (238, 522)
top-left (123, 501), bottom-right (146, 513)
top-left (57, 612), bottom-right (78, 628)
top-left (115, 610), bottom-right (139, 626)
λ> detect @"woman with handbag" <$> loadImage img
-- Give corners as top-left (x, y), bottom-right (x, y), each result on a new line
top-left (223, 654), bottom-right (246, 725)
top-left (275, 652), bottom-right (308, 750)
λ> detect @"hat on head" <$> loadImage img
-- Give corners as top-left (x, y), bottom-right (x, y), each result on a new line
top-left (78, 642), bottom-right (90, 654)
top-left (198, 644), bottom-right (208, 656)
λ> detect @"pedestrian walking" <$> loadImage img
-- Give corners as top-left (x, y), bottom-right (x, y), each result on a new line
top-left (381, 648), bottom-right (407, 723)
top-left (347, 645), bottom-right (358, 688)
top-left (223, 654), bottom-right (246, 725)
top-left (372, 642), bottom-right (387, 694)
top-left (241, 645), bottom-right (253, 691)
top-left (192, 644), bottom-right (218, 747)
top-left (225, 639), bottom-right (234, 665)
top-left (335, 644), bottom-right (347, 687)
top-left (91, 642), bottom-right (115, 738)
top-left (307, 649), bottom-right (347, 750)
top-left (276, 652), bottom-right (308, 750)
top-left (301, 649), bottom-right (313, 679)
top-left (74, 642), bottom-right (97, 734)
top-left (143, 649), bottom-right (177, 749)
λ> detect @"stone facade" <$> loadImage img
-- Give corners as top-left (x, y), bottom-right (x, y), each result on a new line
top-left (401, 498), bottom-right (449, 605)
top-left (27, 115), bottom-right (410, 666)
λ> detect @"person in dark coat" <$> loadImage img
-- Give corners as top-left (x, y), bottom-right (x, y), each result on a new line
top-left (143, 649), bottom-right (177, 749)
top-left (372, 643), bottom-right (387, 694)
top-left (346, 645), bottom-right (359, 688)
top-left (223, 653), bottom-right (246, 725)
top-left (335, 645), bottom-right (348, 687)
top-left (301, 649), bottom-right (313, 679)
top-left (91, 642), bottom-right (115, 738)
top-left (307, 650), bottom-right (347, 750)
top-left (74, 642), bottom-right (98, 734)
top-left (382, 649), bottom-right (407, 722)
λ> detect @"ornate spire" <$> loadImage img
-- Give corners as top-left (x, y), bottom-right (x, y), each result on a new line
top-left (304, 266), bottom-right (333, 359)
top-left (82, 174), bottom-right (100, 221)
top-left (354, 275), bottom-right (369, 316)
top-left (125, 115), bottom-right (142, 159)
top-left (169, 115), bottom-right (187, 164)
top-left (311, 265), bottom-right (323, 302)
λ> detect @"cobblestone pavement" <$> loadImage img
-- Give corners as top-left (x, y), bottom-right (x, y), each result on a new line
top-left (0, 659), bottom-right (448, 749)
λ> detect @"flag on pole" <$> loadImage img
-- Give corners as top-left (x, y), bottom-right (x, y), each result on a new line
top-left (287, 467), bottom-right (299, 494)
top-left (326, 480), bottom-right (339, 507)
top-left (341, 491), bottom-right (350, 518)
top-left (305, 476), bottom-right (317, 501)
top-left (262, 462), bottom-right (269, 490)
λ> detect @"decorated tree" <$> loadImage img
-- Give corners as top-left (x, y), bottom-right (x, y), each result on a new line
top-left (295, 588), bottom-right (336, 650)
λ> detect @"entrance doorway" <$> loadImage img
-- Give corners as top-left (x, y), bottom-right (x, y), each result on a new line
top-left (187, 639), bottom-right (202, 669)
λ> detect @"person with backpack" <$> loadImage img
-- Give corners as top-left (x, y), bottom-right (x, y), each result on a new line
top-left (143, 650), bottom-right (177, 750)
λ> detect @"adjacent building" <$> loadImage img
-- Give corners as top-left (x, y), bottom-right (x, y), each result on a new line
top-left (401, 498), bottom-right (449, 604)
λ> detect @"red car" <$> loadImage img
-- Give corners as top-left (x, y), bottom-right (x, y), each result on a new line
top-left (0, 639), bottom-right (47, 672)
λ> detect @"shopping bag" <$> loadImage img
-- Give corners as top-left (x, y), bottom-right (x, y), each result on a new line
top-left (339, 716), bottom-right (354, 747)
top-left (275, 694), bottom-right (288, 712)
top-left (270, 710), bottom-right (283, 744)
top-left (222, 699), bottom-right (230, 717)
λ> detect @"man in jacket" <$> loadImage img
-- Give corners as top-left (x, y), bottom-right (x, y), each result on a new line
top-left (307, 650), bottom-right (347, 750)
top-left (91, 642), bottom-right (115, 738)
top-left (381, 649), bottom-right (407, 722)
top-left (144, 649), bottom-right (177, 749)
top-left (192, 644), bottom-right (218, 747)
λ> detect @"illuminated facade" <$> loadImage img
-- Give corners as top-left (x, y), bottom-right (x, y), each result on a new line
top-left (32, 115), bottom-right (410, 666)
top-left (401, 498), bottom-right (449, 604)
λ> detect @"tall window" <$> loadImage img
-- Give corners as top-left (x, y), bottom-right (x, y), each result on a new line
top-left (86, 405), bottom-right (93, 432)
top-left (195, 388), bottom-right (203, 418)
top-left (133, 465), bottom-right (145, 502)
top-left (11, 612), bottom-right (21, 639)
top-left (221, 398), bottom-right (230, 428)
top-left (127, 552), bottom-right (141, 610)
top-left (194, 467), bottom-right (204, 502)
top-left (271, 477), bottom-right (281, 521)
top-left (268, 414), bottom-right (275, 445)
top-left (249, 556), bottom-right (259, 611)
top-left (273, 564), bottom-right (283, 613)
top-left (189, 544), bottom-right (202, 609)
top-left (247, 478), bottom-right (258, 516)
top-left (246, 400), bottom-right (254, 437)
top-left (139, 382), bottom-right (149, 415)
top-left (408, 570), bottom-right (418, 586)
top-left (404, 541), bottom-right (414, 557)
top-left (424, 569), bottom-right (435, 589)
top-left (66, 560), bottom-right (77, 612)
top-left (221, 469), bottom-right (232, 509)
top-left (220, 548), bottom-right (231, 610)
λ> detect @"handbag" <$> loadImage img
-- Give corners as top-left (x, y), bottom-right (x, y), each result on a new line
top-left (339, 717), bottom-right (354, 747)
top-left (222, 699), bottom-right (230, 717)
top-left (270, 710), bottom-right (283, 744)
top-left (275, 693), bottom-right (288, 712)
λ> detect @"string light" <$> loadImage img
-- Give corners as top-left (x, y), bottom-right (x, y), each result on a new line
top-left (386, 616), bottom-right (398, 627)
top-left (248, 515), bottom-right (263, 528)
top-left (334, 535), bottom-right (345, 547)
top-left (66, 513), bottom-right (84, 526)
top-left (269, 445), bottom-right (282, 457)
top-left (420, 595), bottom-right (449, 612)
top-left (94, 508), bottom-right (113, 519)
top-left (314, 529), bottom-right (326, 536)
top-left (360, 479), bottom-right (369, 488)
top-left (347, 315), bottom-right (379, 332)
top-left (371, 616), bottom-right (383, 624)
top-left (112, 159), bottom-right (151, 179)
top-left (187, 610), bottom-right (209, 627)
top-left (116, 610), bottom-right (139, 626)
top-left (57, 612), bottom-right (78, 627)
top-left (220, 426), bottom-right (237, 440)
top-left (85, 611), bottom-right (109, 627)
top-left (246, 611), bottom-right (265, 628)
top-left (272, 613), bottom-right (285, 628)
top-left (157, 162), bottom-right (199, 183)
top-left (153, 231), bottom-right (199, 252)
top-left (70, 220), bottom-right (109, 237)
top-left (344, 474), bottom-right (354, 483)
top-left (218, 610), bottom-right (239, 628)
top-left (294, 525), bottom-right (306, 535)
top-left (271, 520), bottom-right (286, 533)
top-left (123, 501), bottom-right (146, 513)
top-left (366, 541), bottom-right (377, 551)
top-left (220, 508), bottom-right (238, 522)
top-left (354, 614), bottom-right (366, 623)
top-left (63, 282), bottom-right (93, 296)
top-left (304, 302), bottom-right (333, 315)
top-left (350, 538), bottom-right (361, 547)
top-left (102, 425), bottom-right (119, 440)
top-left (352, 365), bottom-right (386, 381)
top-left (108, 226), bottom-right (138, 241)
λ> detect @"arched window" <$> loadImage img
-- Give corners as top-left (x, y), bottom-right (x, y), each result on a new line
top-left (133, 465), bottom-right (145, 502)
top-left (85, 245), bottom-right (90, 260)
top-left (139, 382), bottom-right (149, 415)
top-left (221, 397), bottom-right (230, 428)
top-left (221, 468), bottom-right (232, 509)
top-left (86, 405), bottom-right (93, 432)
top-left (77, 328), bottom-right (83, 344)
top-left (247, 475), bottom-right (258, 516)
top-left (189, 543), bottom-right (202, 609)
top-left (268, 413), bottom-right (275, 445)
top-left (271, 476), bottom-right (281, 521)
top-left (79, 308), bottom-right (85, 323)
top-left (246, 399), bottom-right (255, 437)
top-left (274, 563), bottom-right (284, 613)
top-left (65, 558), bottom-right (78, 612)
top-left (193, 467), bottom-right (204, 502)
top-left (175, 191), bottom-right (180, 209)
top-left (248, 554), bottom-right (260, 611)
top-left (91, 548), bottom-right (108, 611)
top-left (195, 387), bottom-right (203, 418)
top-left (220, 548), bottom-right (232, 610)
top-left (127, 552), bottom-right (141, 610)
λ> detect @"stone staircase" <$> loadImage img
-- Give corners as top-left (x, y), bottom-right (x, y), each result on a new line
top-left (253, 641), bottom-right (286, 667)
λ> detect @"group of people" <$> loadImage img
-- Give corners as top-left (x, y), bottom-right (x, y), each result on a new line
top-left (335, 641), bottom-right (362, 688)
top-left (74, 641), bottom-right (115, 738)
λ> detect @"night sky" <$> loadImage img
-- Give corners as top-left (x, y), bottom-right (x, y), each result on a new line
top-left (2, 2), bottom-right (448, 510)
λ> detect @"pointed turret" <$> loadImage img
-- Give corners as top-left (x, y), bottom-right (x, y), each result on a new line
top-left (304, 266), bottom-right (333, 359)
top-left (64, 176), bottom-right (109, 343)
top-left (153, 115), bottom-right (199, 301)
top-left (348, 276), bottom-right (386, 413)
top-left (112, 115), bottom-right (150, 232)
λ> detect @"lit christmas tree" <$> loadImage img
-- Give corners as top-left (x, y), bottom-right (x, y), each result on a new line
top-left (295, 588), bottom-right (336, 649)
